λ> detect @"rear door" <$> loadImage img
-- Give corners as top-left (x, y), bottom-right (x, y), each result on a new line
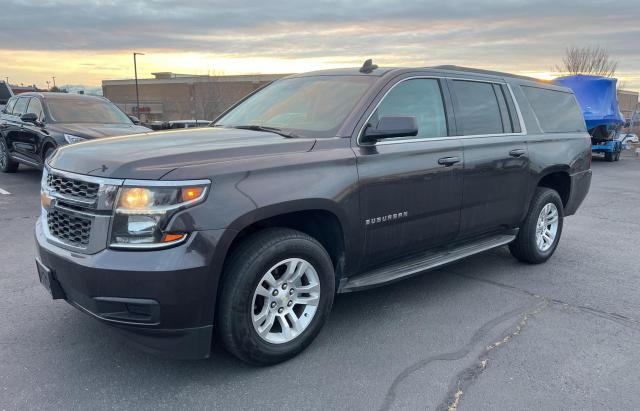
top-left (354, 76), bottom-right (463, 269)
top-left (448, 79), bottom-right (530, 238)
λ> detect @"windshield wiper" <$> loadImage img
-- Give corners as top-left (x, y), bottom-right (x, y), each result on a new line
top-left (229, 125), bottom-right (300, 138)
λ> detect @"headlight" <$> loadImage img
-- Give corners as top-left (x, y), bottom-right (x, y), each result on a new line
top-left (109, 180), bottom-right (210, 249)
top-left (64, 134), bottom-right (86, 144)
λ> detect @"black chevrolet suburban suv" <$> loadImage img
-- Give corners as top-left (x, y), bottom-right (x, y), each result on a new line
top-left (34, 64), bottom-right (592, 364)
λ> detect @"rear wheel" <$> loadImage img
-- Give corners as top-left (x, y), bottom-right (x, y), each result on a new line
top-left (509, 187), bottom-right (564, 264)
top-left (0, 138), bottom-right (19, 173)
top-left (217, 228), bottom-right (335, 365)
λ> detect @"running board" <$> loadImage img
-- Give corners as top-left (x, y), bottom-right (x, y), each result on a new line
top-left (338, 232), bottom-right (517, 293)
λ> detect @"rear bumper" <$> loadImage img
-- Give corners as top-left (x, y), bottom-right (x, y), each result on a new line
top-left (35, 220), bottom-right (233, 359)
top-left (564, 169), bottom-right (592, 216)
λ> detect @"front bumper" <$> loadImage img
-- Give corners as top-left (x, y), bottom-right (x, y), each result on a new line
top-left (35, 220), bottom-right (232, 359)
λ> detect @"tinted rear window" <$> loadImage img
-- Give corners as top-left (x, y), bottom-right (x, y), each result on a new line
top-left (522, 86), bottom-right (586, 133)
top-left (452, 80), bottom-right (505, 135)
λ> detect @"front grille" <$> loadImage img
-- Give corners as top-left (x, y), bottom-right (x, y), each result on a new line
top-left (47, 174), bottom-right (99, 200)
top-left (47, 209), bottom-right (92, 246)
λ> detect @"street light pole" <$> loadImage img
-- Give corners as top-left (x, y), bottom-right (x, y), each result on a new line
top-left (133, 52), bottom-right (145, 118)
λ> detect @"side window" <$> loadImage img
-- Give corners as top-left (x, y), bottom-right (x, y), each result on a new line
top-left (522, 86), bottom-right (586, 133)
top-left (26, 98), bottom-right (44, 120)
top-left (12, 97), bottom-right (30, 117)
top-left (4, 97), bottom-right (17, 114)
top-left (452, 80), bottom-right (505, 135)
top-left (371, 78), bottom-right (448, 139)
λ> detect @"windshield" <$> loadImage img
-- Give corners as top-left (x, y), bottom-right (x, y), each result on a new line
top-left (214, 76), bottom-right (375, 138)
top-left (46, 98), bottom-right (132, 124)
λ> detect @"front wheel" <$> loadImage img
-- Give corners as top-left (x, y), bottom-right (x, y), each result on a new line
top-left (0, 137), bottom-right (19, 173)
top-left (217, 228), bottom-right (335, 365)
top-left (509, 187), bottom-right (564, 264)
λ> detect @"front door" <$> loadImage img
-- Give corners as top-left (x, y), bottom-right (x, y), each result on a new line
top-left (5, 97), bottom-right (40, 163)
top-left (354, 77), bottom-right (464, 269)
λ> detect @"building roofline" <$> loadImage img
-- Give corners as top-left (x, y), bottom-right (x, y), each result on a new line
top-left (102, 73), bottom-right (292, 86)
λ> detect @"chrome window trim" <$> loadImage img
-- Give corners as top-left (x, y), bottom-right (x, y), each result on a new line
top-left (356, 76), bottom-right (528, 147)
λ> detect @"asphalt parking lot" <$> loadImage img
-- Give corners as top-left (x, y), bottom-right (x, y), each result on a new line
top-left (1, 153), bottom-right (639, 410)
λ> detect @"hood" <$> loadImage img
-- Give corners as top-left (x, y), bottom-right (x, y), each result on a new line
top-left (49, 127), bottom-right (316, 179)
top-left (51, 123), bottom-right (152, 139)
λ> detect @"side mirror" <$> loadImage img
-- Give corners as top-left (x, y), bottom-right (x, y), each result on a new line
top-left (624, 120), bottom-right (631, 128)
top-left (129, 115), bottom-right (140, 125)
top-left (20, 113), bottom-right (39, 123)
top-left (362, 116), bottom-right (418, 143)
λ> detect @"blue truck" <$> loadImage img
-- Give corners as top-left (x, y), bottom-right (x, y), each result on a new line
top-left (554, 75), bottom-right (626, 162)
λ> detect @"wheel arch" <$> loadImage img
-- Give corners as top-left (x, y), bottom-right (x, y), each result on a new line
top-left (223, 201), bottom-right (350, 286)
top-left (535, 168), bottom-right (571, 208)
top-left (40, 138), bottom-right (58, 160)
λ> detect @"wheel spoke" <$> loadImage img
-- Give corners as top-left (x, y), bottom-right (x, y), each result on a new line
top-left (295, 283), bottom-right (320, 294)
top-left (253, 306), bottom-right (269, 326)
top-left (296, 294), bottom-right (319, 307)
top-left (263, 272), bottom-right (278, 288)
top-left (257, 312), bottom-right (276, 337)
top-left (282, 259), bottom-right (308, 284)
top-left (286, 311), bottom-right (301, 332)
top-left (278, 315), bottom-right (293, 340)
top-left (255, 284), bottom-right (271, 297)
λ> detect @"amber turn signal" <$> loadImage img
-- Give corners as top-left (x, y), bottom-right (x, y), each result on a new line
top-left (180, 187), bottom-right (205, 202)
top-left (161, 233), bottom-right (186, 243)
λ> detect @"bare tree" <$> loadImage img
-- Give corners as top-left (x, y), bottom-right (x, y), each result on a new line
top-left (556, 46), bottom-right (617, 77)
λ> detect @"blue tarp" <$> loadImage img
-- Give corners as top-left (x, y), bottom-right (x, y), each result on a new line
top-left (553, 75), bottom-right (624, 131)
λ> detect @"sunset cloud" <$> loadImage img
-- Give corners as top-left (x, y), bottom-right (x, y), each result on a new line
top-left (1, 0), bottom-right (639, 89)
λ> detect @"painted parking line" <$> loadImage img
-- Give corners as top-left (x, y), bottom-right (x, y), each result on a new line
top-left (0, 187), bottom-right (11, 195)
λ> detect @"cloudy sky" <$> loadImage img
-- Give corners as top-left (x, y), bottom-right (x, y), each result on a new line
top-left (1, 0), bottom-right (639, 89)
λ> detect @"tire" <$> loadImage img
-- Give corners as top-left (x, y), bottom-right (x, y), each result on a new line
top-left (0, 137), bottom-right (19, 173)
top-left (604, 151), bottom-right (614, 162)
top-left (614, 148), bottom-right (621, 161)
top-left (509, 187), bottom-right (564, 264)
top-left (217, 228), bottom-right (335, 365)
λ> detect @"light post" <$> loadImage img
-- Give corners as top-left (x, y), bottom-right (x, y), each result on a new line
top-left (133, 52), bottom-right (145, 118)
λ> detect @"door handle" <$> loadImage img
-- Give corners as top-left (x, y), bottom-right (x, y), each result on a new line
top-left (438, 156), bottom-right (461, 166)
top-left (509, 149), bottom-right (526, 157)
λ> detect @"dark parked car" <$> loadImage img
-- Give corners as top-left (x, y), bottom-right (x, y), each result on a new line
top-left (0, 80), bottom-right (13, 111)
top-left (35, 64), bottom-right (592, 365)
top-left (0, 92), bottom-right (150, 172)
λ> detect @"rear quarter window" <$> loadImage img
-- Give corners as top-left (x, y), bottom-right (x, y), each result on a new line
top-left (522, 86), bottom-right (586, 133)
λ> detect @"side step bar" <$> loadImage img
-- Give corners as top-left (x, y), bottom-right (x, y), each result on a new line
top-left (338, 232), bottom-right (517, 293)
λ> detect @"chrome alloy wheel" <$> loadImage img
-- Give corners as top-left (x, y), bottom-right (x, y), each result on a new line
top-left (536, 203), bottom-right (559, 252)
top-left (251, 258), bottom-right (321, 344)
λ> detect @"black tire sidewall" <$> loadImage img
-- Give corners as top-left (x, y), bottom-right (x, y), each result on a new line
top-left (219, 230), bottom-right (335, 364)
top-left (0, 137), bottom-right (17, 172)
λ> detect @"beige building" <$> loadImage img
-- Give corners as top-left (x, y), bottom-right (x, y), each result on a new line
top-left (102, 72), bottom-right (290, 122)
top-left (617, 89), bottom-right (640, 135)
